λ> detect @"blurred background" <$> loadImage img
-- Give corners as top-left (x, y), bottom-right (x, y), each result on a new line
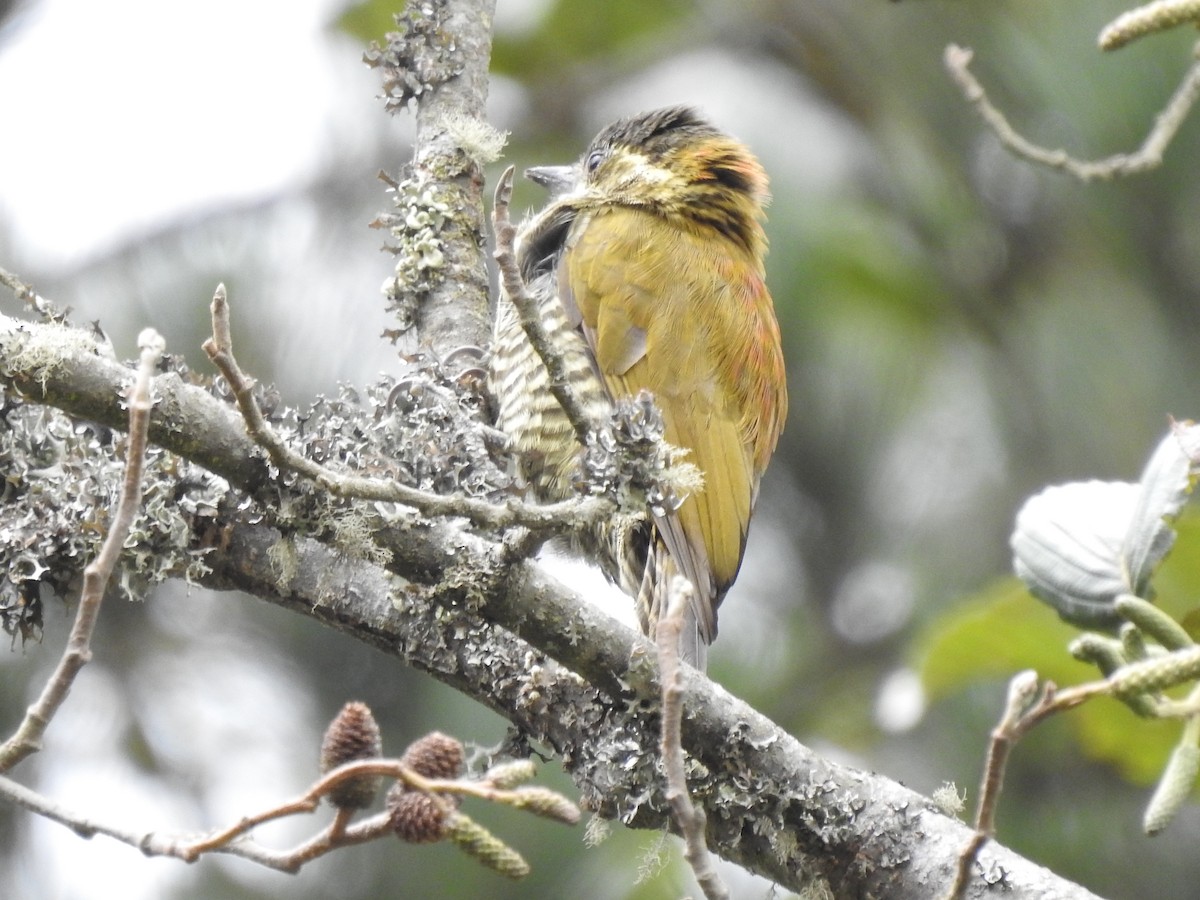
top-left (3, 0), bottom-right (1200, 897)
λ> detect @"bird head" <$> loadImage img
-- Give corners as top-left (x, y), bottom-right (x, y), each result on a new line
top-left (526, 105), bottom-right (769, 254)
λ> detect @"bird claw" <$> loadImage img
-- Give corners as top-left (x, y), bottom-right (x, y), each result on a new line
top-left (493, 165), bottom-right (516, 221)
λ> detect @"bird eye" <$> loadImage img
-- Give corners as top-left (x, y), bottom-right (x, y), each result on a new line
top-left (586, 149), bottom-right (606, 173)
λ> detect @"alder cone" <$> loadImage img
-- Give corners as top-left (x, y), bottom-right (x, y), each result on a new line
top-left (387, 784), bottom-right (449, 843)
top-left (402, 731), bottom-right (465, 780)
top-left (319, 701), bottom-right (383, 809)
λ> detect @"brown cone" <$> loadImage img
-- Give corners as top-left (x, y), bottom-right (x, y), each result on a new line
top-left (401, 731), bottom-right (465, 780)
top-left (387, 783), bottom-right (450, 843)
top-left (319, 701), bottom-right (383, 809)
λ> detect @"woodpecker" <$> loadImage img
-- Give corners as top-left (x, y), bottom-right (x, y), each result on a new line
top-left (490, 106), bottom-right (787, 669)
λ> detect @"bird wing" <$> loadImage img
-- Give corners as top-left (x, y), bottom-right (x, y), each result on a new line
top-left (559, 206), bottom-right (786, 641)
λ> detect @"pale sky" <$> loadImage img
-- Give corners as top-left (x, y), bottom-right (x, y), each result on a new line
top-left (0, 0), bottom-right (345, 265)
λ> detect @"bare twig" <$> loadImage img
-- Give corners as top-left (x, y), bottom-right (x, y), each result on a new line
top-left (657, 576), bottom-right (728, 900)
top-left (491, 166), bottom-right (598, 446)
top-left (201, 283), bottom-right (612, 536)
top-left (0, 762), bottom-right (392, 873)
top-left (0, 265), bottom-right (36, 305)
top-left (0, 328), bottom-right (163, 772)
top-left (944, 41), bottom-right (1200, 181)
top-left (181, 755), bottom-right (578, 861)
top-left (0, 264), bottom-right (68, 322)
top-left (945, 672), bottom-right (1118, 898)
top-left (247, 811), bottom-right (395, 871)
top-left (945, 672), bottom-right (1040, 899)
top-left (0, 746), bottom-right (577, 875)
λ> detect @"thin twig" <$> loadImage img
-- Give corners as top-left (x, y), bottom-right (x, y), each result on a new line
top-left (948, 637), bottom-right (1200, 892)
top-left (944, 41), bottom-right (1200, 181)
top-left (657, 576), bottom-right (728, 900)
top-left (171, 757), bottom-right (451, 863)
top-left (944, 672), bottom-right (1040, 899)
top-left (179, 755), bottom-right (577, 859)
top-left (0, 763), bottom-right (393, 873)
top-left (201, 283), bottom-right (612, 535)
top-left (0, 265), bottom-right (36, 305)
top-left (248, 811), bottom-right (394, 872)
top-left (0, 328), bottom-right (163, 772)
top-left (491, 166), bottom-right (598, 446)
top-left (944, 672), bottom-right (1111, 898)
top-left (1, 747), bottom-right (576, 875)
top-left (0, 264), bottom-right (68, 319)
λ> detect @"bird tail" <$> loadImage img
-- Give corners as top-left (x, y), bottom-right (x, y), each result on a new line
top-left (589, 518), bottom-right (711, 670)
top-left (637, 538), bottom-right (709, 671)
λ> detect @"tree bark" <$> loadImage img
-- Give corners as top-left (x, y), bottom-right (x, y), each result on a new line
top-left (0, 311), bottom-right (1103, 899)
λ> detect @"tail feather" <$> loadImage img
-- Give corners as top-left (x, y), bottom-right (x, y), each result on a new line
top-left (637, 538), bottom-right (710, 671)
top-left (589, 517), bottom-right (713, 670)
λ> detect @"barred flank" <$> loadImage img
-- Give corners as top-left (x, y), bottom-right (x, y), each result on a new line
top-left (490, 274), bottom-right (668, 654)
top-left (490, 277), bottom-right (609, 501)
top-left (490, 284), bottom-right (702, 665)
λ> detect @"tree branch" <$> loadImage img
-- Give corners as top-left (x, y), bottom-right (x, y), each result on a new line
top-left (0, 313), bottom-right (1104, 898)
top-left (1, 309), bottom-right (609, 537)
top-left (0, 328), bottom-right (162, 771)
top-left (369, 0), bottom-right (499, 362)
top-left (944, 41), bottom-right (1200, 180)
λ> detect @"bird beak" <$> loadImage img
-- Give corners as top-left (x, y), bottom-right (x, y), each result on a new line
top-left (525, 165), bottom-right (579, 195)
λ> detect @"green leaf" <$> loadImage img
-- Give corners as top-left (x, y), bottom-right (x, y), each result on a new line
top-left (915, 578), bottom-right (1082, 701)
top-left (1072, 699), bottom-right (1179, 786)
top-left (1011, 479), bottom-right (1139, 627)
top-left (1149, 510), bottom-right (1200, 637)
top-left (915, 578), bottom-right (1180, 784)
top-left (1010, 425), bottom-right (1200, 627)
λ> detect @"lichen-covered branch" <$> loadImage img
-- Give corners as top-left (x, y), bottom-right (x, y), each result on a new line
top-left (0, 328), bottom-right (163, 771)
top-left (203, 520), bottom-right (1101, 899)
top-left (367, 0), bottom-right (501, 361)
top-left (1, 309), bottom-right (609, 539)
top-left (0, 311), bottom-right (1103, 898)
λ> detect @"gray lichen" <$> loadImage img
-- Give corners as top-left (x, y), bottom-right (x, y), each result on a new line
top-left (364, 3), bottom-right (466, 113)
top-left (377, 174), bottom-right (455, 333)
top-left (579, 391), bottom-right (704, 518)
top-left (0, 312), bottom-right (518, 643)
top-left (288, 356), bottom-right (512, 503)
top-left (0, 396), bottom-right (225, 640)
